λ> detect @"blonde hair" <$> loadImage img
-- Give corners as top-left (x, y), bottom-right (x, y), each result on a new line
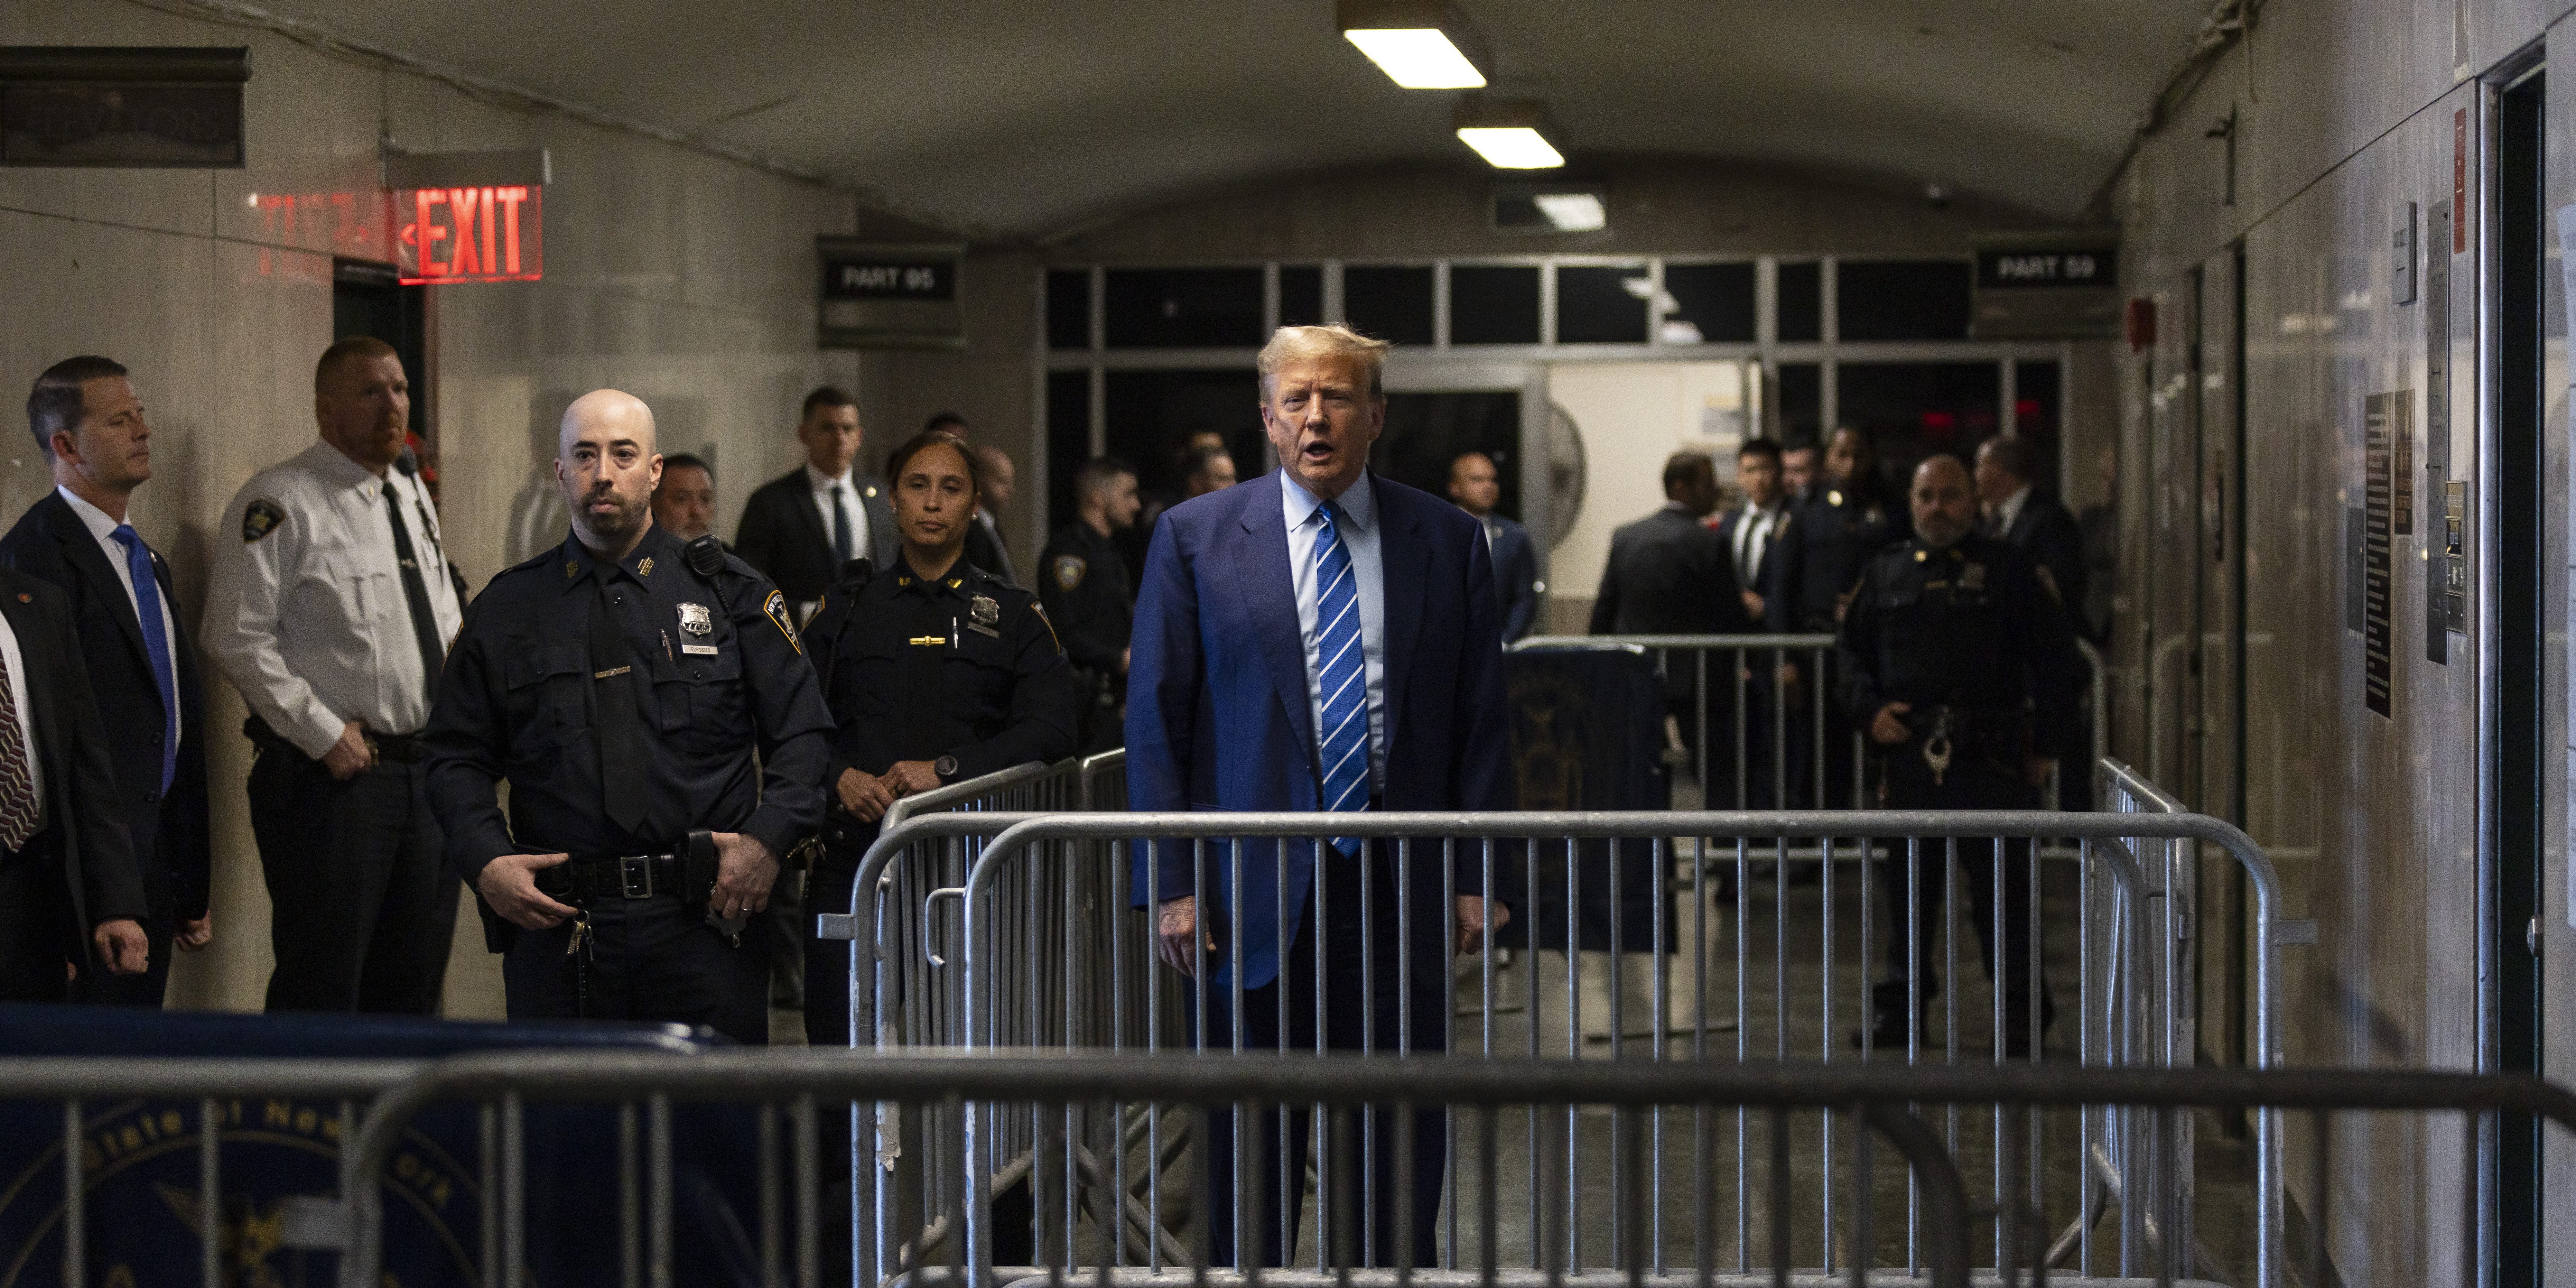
top-left (1257, 324), bottom-right (1391, 398)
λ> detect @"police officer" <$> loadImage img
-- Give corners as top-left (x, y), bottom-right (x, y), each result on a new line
top-left (1771, 426), bottom-right (1903, 810)
top-left (1838, 454), bottom-right (2082, 1057)
top-left (205, 336), bottom-right (465, 1014)
top-left (803, 428), bottom-right (1077, 1049)
top-left (423, 390), bottom-right (831, 1044)
top-left (1036, 457), bottom-right (1138, 753)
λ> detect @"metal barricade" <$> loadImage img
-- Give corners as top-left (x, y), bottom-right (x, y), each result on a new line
top-left (326, 1049), bottom-right (2576, 1288)
top-left (913, 808), bottom-right (2278, 1288)
top-left (1510, 634), bottom-right (1856, 813)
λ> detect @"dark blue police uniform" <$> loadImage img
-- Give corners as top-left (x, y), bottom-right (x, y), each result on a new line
top-left (1836, 530), bottom-right (2082, 1054)
top-left (424, 523), bottom-right (832, 1045)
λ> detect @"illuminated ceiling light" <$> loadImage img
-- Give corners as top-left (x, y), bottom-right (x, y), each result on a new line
top-left (1454, 97), bottom-right (1566, 169)
top-left (1338, 0), bottom-right (1492, 89)
top-left (1532, 192), bottom-right (1605, 231)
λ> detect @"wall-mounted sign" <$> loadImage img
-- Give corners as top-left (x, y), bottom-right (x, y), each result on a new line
top-left (0, 47), bottom-right (248, 168)
top-left (1970, 231), bottom-right (2120, 339)
top-left (385, 148), bottom-right (548, 285)
top-left (819, 239), bottom-right (965, 348)
top-left (395, 186), bottom-right (542, 284)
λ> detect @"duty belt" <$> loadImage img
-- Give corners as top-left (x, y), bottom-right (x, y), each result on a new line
top-left (538, 852), bottom-right (687, 902)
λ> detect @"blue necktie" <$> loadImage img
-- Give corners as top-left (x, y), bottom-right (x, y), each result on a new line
top-left (1312, 503), bottom-right (1369, 855)
top-left (111, 526), bottom-right (178, 795)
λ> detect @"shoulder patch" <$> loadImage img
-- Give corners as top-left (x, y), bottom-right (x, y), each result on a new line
top-left (241, 499), bottom-right (285, 543)
top-left (1053, 554), bottom-right (1087, 592)
top-left (762, 589), bottom-right (802, 654)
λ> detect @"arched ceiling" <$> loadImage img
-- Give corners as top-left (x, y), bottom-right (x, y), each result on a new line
top-left (242, 0), bottom-right (2212, 238)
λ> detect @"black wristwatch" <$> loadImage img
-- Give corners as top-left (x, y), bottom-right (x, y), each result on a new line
top-left (933, 754), bottom-right (960, 782)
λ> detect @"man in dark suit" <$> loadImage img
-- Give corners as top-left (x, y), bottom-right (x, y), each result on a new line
top-left (1128, 325), bottom-right (1511, 1268)
top-left (1974, 435), bottom-right (2094, 807)
top-left (0, 357), bottom-right (210, 1004)
top-left (1448, 451), bottom-right (1541, 641)
top-left (0, 562), bottom-right (151, 999)
top-left (1592, 452), bottom-right (1754, 806)
top-left (732, 386), bottom-right (896, 615)
top-left (1710, 438), bottom-right (1800, 807)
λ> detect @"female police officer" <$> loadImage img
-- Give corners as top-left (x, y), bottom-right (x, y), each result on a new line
top-left (799, 427), bottom-right (1077, 1048)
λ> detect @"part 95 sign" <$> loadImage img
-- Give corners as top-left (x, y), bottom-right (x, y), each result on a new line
top-left (819, 239), bottom-right (963, 347)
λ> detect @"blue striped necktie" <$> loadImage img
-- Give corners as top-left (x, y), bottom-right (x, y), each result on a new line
top-left (1311, 503), bottom-right (1369, 855)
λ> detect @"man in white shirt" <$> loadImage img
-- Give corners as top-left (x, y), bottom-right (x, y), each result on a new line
top-left (1, 355), bottom-right (214, 1006)
top-left (204, 336), bottom-right (466, 1014)
top-left (733, 386), bottom-right (898, 614)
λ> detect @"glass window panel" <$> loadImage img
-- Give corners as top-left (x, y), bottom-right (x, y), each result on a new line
top-left (1449, 264), bottom-right (1542, 345)
top-left (2013, 359), bottom-right (2063, 491)
top-left (1555, 264), bottom-right (1650, 344)
top-left (1278, 265), bottom-right (1324, 328)
top-left (1661, 262), bottom-right (1756, 344)
top-left (1342, 265), bottom-right (1436, 345)
top-left (1103, 267), bottom-right (1264, 348)
top-left (1836, 361), bottom-right (2001, 491)
top-left (1776, 260), bottom-right (1822, 342)
top-left (1377, 392), bottom-right (1524, 520)
top-left (1103, 368), bottom-right (1266, 576)
top-left (1835, 259), bottom-right (1973, 341)
top-left (1046, 269), bottom-right (1091, 351)
top-left (1776, 362), bottom-right (1822, 444)
top-left (1045, 370), bottom-right (1091, 526)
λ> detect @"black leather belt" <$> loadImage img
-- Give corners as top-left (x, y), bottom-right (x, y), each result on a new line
top-left (537, 853), bottom-right (685, 902)
top-left (242, 715), bottom-right (427, 764)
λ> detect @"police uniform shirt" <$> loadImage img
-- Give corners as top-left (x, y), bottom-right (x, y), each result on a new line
top-left (1833, 532), bottom-right (2082, 748)
top-left (205, 442), bottom-right (465, 757)
top-left (805, 556), bottom-right (1077, 807)
top-left (1035, 521), bottom-right (1133, 676)
top-left (422, 523), bottom-right (832, 878)
top-left (1780, 482), bottom-right (1900, 630)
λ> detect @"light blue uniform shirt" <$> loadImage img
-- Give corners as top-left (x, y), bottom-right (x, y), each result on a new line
top-left (1282, 470), bottom-right (1387, 793)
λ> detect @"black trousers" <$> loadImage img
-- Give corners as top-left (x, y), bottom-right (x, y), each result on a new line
top-left (505, 890), bottom-right (772, 1046)
top-left (1188, 845), bottom-right (1449, 1269)
top-left (1871, 749), bottom-right (2050, 1029)
top-left (0, 831), bottom-right (72, 1001)
top-left (69, 858), bottom-right (170, 1007)
top-left (249, 752), bottom-right (455, 1014)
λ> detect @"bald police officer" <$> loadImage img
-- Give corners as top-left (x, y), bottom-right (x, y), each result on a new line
top-left (424, 390), bottom-right (832, 1044)
top-left (205, 336), bottom-right (464, 1014)
top-left (1838, 454), bottom-right (2082, 1056)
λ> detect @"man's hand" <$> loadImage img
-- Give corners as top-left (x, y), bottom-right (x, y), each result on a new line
top-left (883, 760), bottom-right (942, 796)
top-left (709, 832), bottom-right (779, 920)
top-left (2025, 757), bottom-right (2057, 789)
top-left (1454, 895), bottom-right (1510, 956)
top-left (1870, 701), bottom-right (1913, 746)
top-left (1119, 647), bottom-right (1131, 675)
top-left (175, 916), bottom-right (213, 951)
top-left (836, 767), bottom-right (896, 821)
top-left (1740, 590), bottom-right (1765, 619)
top-left (477, 852), bottom-right (578, 931)
top-left (321, 719), bottom-right (373, 781)
top-left (1156, 895), bottom-right (1216, 975)
top-left (93, 919), bottom-right (148, 975)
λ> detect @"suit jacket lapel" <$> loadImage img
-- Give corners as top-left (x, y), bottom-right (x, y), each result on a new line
top-left (1376, 480), bottom-right (1427, 761)
top-left (1233, 480), bottom-right (1317, 773)
top-left (43, 496), bottom-right (152, 681)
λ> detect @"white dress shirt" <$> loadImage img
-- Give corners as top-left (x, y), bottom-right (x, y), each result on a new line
top-left (1989, 483), bottom-right (2033, 537)
top-left (1283, 470), bottom-right (1387, 793)
top-left (203, 441), bottom-right (465, 757)
top-left (0, 607), bottom-right (40, 802)
top-left (1730, 503), bottom-right (1784, 587)
top-left (805, 463), bottom-right (871, 563)
top-left (57, 486), bottom-right (183, 744)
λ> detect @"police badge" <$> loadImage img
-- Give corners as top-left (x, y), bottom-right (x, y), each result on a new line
top-left (678, 603), bottom-right (714, 636)
top-left (968, 594), bottom-right (1002, 638)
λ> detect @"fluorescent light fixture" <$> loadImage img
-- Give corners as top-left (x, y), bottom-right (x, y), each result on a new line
top-left (1344, 29), bottom-right (1485, 88)
top-left (1532, 192), bottom-right (1605, 231)
top-left (1338, 0), bottom-right (1493, 89)
top-left (1454, 97), bottom-right (1567, 169)
top-left (1458, 127), bottom-right (1562, 168)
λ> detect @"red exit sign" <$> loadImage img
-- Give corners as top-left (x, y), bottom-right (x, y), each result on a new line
top-left (397, 185), bottom-right (541, 284)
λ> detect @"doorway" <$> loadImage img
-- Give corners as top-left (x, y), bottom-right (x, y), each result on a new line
top-left (331, 258), bottom-right (436, 493)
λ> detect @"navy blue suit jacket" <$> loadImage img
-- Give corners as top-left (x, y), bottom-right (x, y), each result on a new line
top-left (1126, 470), bottom-right (1511, 988)
top-left (1484, 513), bottom-right (1541, 643)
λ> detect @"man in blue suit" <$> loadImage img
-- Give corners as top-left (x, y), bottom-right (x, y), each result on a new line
top-left (1448, 450), bottom-right (1542, 642)
top-left (1127, 324), bottom-right (1512, 1268)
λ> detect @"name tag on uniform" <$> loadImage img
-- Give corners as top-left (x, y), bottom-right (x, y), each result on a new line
top-left (681, 643), bottom-right (719, 656)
